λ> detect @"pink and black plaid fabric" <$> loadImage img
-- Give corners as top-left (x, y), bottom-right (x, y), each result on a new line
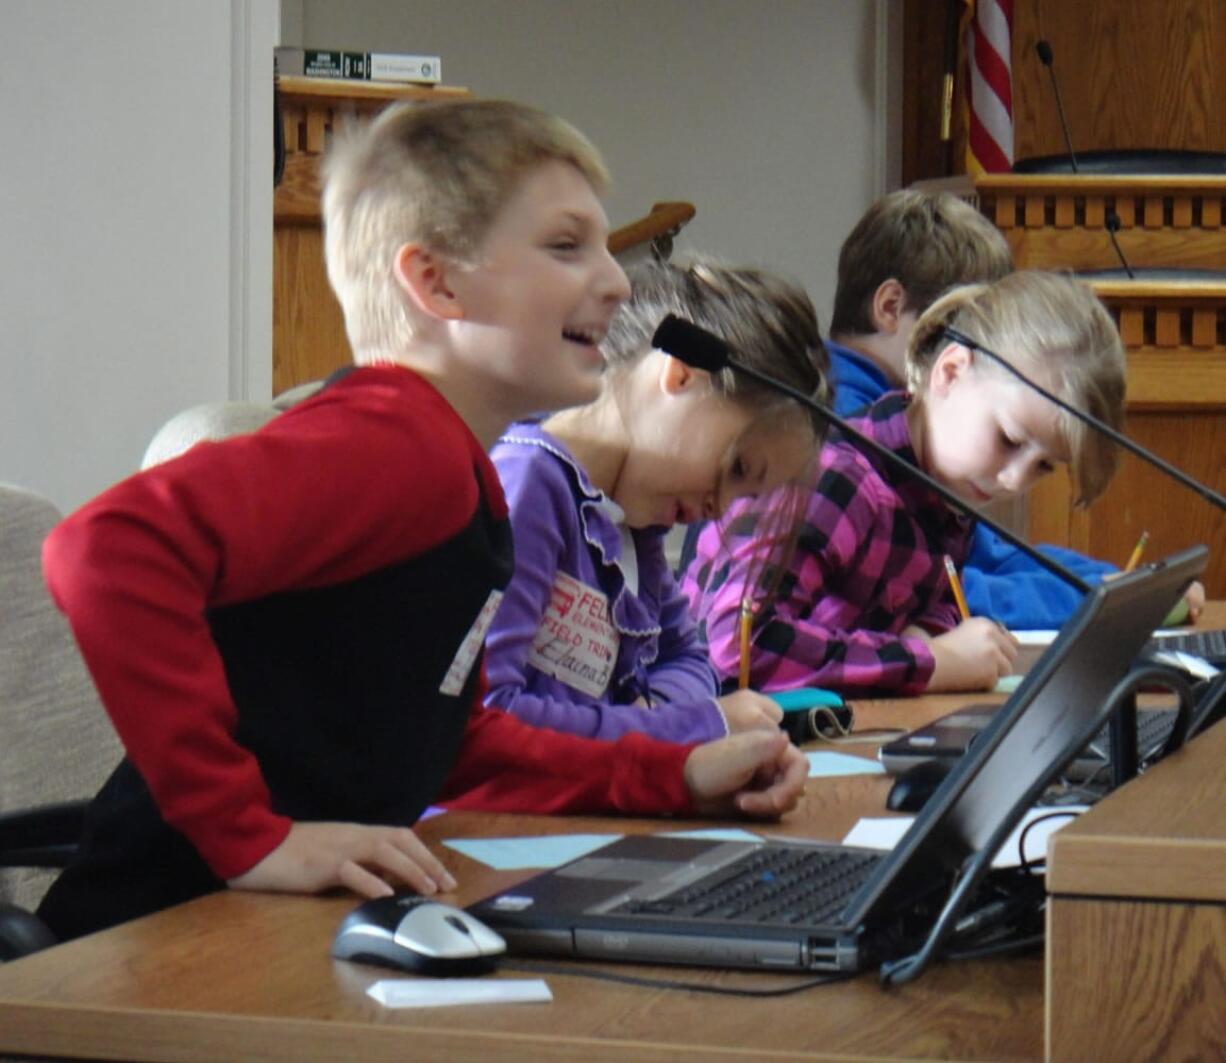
top-left (682, 392), bottom-right (972, 696)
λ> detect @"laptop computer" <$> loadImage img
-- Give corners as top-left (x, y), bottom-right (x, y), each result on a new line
top-left (1144, 627), bottom-right (1226, 669)
top-left (878, 703), bottom-right (1179, 782)
top-left (469, 547), bottom-right (1206, 974)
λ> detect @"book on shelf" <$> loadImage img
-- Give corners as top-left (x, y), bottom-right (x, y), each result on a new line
top-left (275, 46), bottom-right (441, 85)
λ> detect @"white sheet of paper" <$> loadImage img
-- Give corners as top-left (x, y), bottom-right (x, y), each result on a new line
top-left (842, 805), bottom-right (1088, 868)
top-left (1010, 629), bottom-right (1058, 646)
top-left (367, 978), bottom-right (552, 1008)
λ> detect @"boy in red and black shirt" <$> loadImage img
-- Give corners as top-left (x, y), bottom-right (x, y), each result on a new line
top-left (38, 100), bottom-right (807, 941)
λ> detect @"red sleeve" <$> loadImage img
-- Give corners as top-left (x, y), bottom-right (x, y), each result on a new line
top-left (439, 705), bottom-right (698, 817)
top-left (43, 370), bottom-right (483, 879)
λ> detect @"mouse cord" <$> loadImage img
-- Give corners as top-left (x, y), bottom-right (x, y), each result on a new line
top-left (500, 959), bottom-right (856, 997)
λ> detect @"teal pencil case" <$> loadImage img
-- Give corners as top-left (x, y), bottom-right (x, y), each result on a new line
top-left (767, 688), bottom-right (845, 711)
top-left (766, 688), bottom-right (853, 744)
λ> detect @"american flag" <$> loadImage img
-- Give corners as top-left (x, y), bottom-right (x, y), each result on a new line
top-left (965, 0), bottom-right (1014, 175)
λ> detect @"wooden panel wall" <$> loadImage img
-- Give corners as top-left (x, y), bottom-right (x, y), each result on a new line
top-left (1012, 0), bottom-right (1226, 162)
top-left (903, 0), bottom-right (1226, 183)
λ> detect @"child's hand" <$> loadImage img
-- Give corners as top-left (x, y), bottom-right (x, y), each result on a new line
top-left (1183, 580), bottom-right (1206, 624)
top-left (926, 618), bottom-right (1019, 692)
top-left (683, 730), bottom-right (807, 819)
top-left (715, 689), bottom-right (785, 733)
top-left (227, 821), bottom-right (457, 899)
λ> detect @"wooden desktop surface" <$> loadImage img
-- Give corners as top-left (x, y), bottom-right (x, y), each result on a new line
top-left (2, 604), bottom-right (1221, 1063)
top-left (0, 691), bottom-right (1043, 1063)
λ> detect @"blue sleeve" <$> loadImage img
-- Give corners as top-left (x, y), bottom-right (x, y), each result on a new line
top-left (962, 524), bottom-right (1117, 629)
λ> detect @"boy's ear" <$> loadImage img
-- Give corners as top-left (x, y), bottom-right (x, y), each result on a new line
top-left (870, 279), bottom-right (909, 335)
top-left (392, 243), bottom-right (464, 321)
top-left (929, 342), bottom-right (973, 396)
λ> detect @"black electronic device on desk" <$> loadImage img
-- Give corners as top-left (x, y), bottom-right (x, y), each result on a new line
top-left (879, 703), bottom-right (1181, 786)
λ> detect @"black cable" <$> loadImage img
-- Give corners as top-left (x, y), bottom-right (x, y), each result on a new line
top-left (1015, 810), bottom-right (1081, 875)
top-left (501, 958), bottom-right (856, 997)
top-left (879, 661), bottom-right (1197, 987)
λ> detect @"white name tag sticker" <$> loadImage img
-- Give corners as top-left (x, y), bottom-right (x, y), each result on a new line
top-left (526, 572), bottom-right (618, 699)
top-left (440, 589), bottom-right (504, 696)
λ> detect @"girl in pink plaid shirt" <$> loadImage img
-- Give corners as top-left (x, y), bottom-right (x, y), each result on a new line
top-left (683, 271), bottom-right (1130, 696)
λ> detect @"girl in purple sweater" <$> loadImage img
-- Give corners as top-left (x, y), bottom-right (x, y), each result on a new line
top-left (484, 257), bottom-right (829, 742)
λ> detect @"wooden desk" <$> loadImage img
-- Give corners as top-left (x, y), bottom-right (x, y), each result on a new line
top-left (0, 693), bottom-right (1045, 1063)
top-left (1046, 720), bottom-right (1226, 1062)
top-left (4, 598), bottom-right (1221, 1063)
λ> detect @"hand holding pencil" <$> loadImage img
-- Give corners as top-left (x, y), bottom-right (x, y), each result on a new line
top-left (927, 555), bottom-right (1019, 691)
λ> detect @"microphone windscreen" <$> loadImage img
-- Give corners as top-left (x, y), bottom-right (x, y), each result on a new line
top-left (1035, 39), bottom-right (1054, 65)
top-left (651, 314), bottom-right (731, 373)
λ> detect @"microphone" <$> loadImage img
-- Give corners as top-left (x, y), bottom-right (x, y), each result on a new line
top-left (941, 327), bottom-right (1226, 512)
top-left (1035, 39), bottom-right (1137, 279)
top-left (1103, 210), bottom-right (1136, 279)
top-left (651, 314), bottom-right (1090, 594)
top-left (1035, 39), bottom-right (1079, 173)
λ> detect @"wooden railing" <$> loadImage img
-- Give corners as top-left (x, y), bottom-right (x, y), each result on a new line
top-left (608, 201), bottom-right (696, 258)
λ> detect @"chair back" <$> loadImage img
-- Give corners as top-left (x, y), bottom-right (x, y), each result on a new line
top-left (0, 484), bottom-right (120, 911)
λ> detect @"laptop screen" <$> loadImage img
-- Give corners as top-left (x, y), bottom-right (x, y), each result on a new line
top-left (848, 546), bottom-right (1206, 928)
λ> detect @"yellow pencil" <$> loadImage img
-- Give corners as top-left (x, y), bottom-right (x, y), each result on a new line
top-left (1124, 530), bottom-right (1149, 573)
top-left (738, 598), bottom-right (753, 690)
top-left (944, 555), bottom-right (971, 621)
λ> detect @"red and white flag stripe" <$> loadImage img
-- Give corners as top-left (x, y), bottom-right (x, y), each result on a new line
top-left (966, 0), bottom-right (1014, 174)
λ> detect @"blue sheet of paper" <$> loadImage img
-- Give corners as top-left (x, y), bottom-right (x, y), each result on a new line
top-left (443, 833), bottom-right (619, 870)
top-left (806, 751), bottom-right (885, 777)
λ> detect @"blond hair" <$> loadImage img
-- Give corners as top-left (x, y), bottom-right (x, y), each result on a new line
top-left (830, 189), bottom-right (1013, 337)
top-left (322, 99), bottom-right (609, 362)
top-left (906, 270), bottom-right (1126, 505)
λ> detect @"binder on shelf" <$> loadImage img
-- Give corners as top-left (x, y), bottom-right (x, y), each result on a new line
top-left (275, 46), bottom-right (441, 85)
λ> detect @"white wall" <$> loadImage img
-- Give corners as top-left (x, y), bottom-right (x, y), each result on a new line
top-left (0, 0), bottom-right (274, 513)
top-left (290, 0), bottom-right (899, 326)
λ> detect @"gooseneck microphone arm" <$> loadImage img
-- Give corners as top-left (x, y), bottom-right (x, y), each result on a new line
top-left (941, 327), bottom-right (1226, 512)
top-left (651, 315), bottom-right (1091, 595)
top-left (1035, 39), bottom-right (1079, 173)
top-left (1103, 211), bottom-right (1136, 279)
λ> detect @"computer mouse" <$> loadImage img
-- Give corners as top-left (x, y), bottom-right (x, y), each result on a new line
top-left (885, 760), bottom-right (952, 814)
top-left (330, 895), bottom-right (506, 976)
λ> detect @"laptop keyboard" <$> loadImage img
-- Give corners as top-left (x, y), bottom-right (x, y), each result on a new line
top-left (612, 846), bottom-right (881, 927)
top-left (1144, 628), bottom-right (1226, 666)
top-left (1081, 708), bottom-right (1176, 763)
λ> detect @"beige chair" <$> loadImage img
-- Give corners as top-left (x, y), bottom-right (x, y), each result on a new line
top-left (1, 384), bottom-right (324, 961)
top-left (0, 483), bottom-right (121, 958)
top-left (140, 381), bottom-right (323, 469)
